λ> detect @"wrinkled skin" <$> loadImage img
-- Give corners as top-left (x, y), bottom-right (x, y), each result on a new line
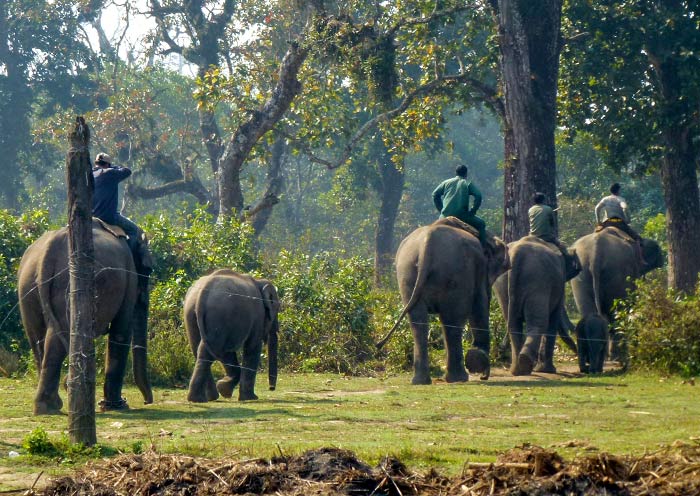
top-left (492, 236), bottom-right (576, 376)
top-left (388, 219), bottom-right (510, 385)
top-left (17, 222), bottom-right (153, 415)
top-left (575, 314), bottom-right (609, 374)
top-left (184, 270), bottom-right (280, 402)
top-left (571, 228), bottom-right (663, 359)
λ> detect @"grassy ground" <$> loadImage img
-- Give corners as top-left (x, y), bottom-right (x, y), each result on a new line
top-left (0, 363), bottom-right (698, 491)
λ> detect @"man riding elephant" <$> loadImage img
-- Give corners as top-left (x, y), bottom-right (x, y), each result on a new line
top-left (594, 182), bottom-right (644, 266)
top-left (433, 164), bottom-right (487, 247)
top-left (528, 192), bottom-right (580, 279)
top-left (92, 152), bottom-right (150, 274)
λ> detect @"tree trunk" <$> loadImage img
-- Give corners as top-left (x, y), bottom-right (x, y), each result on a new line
top-left (374, 141), bottom-right (405, 287)
top-left (495, 0), bottom-right (562, 242)
top-left (653, 57), bottom-right (700, 292)
top-left (66, 117), bottom-right (96, 446)
top-left (217, 41), bottom-right (308, 219)
top-left (250, 136), bottom-right (286, 236)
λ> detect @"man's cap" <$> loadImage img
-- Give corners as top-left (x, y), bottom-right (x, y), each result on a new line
top-left (95, 153), bottom-right (112, 165)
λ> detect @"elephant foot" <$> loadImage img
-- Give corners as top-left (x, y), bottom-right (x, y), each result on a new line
top-left (534, 362), bottom-right (557, 374)
top-left (411, 374), bottom-right (432, 385)
top-left (512, 353), bottom-right (534, 376)
top-left (99, 397), bottom-right (130, 412)
top-left (465, 348), bottom-right (490, 377)
top-left (216, 377), bottom-right (238, 398)
top-left (205, 380), bottom-right (219, 402)
top-left (445, 369), bottom-right (469, 383)
top-left (187, 390), bottom-right (211, 403)
top-left (34, 399), bottom-right (63, 416)
top-left (238, 391), bottom-right (258, 401)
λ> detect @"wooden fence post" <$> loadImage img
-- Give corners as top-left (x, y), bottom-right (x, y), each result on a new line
top-left (66, 116), bottom-right (96, 446)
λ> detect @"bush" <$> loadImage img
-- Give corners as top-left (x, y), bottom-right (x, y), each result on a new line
top-left (271, 250), bottom-right (385, 375)
top-left (0, 209), bottom-right (51, 357)
top-left (615, 272), bottom-right (700, 377)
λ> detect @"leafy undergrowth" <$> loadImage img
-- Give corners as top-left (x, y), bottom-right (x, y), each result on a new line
top-left (40, 442), bottom-right (700, 495)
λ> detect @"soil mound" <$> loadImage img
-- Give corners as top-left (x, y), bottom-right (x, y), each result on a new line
top-left (38, 441), bottom-right (700, 495)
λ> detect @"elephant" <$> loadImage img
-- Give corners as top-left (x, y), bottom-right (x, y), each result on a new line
top-left (17, 220), bottom-right (153, 415)
top-left (377, 217), bottom-right (510, 385)
top-left (492, 236), bottom-right (578, 376)
top-left (571, 227), bottom-right (663, 359)
top-left (184, 269), bottom-right (280, 403)
top-left (575, 313), bottom-right (609, 374)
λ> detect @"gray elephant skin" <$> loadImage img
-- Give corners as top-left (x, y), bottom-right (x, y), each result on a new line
top-left (17, 222), bottom-right (153, 415)
top-left (575, 314), bottom-right (609, 374)
top-left (381, 218), bottom-right (509, 385)
top-left (184, 269), bottom-right (280, 402)
top-left (571, 228), bottom-right (663, 320)
top-left (571, 227), bottom-right (663, 359)
top-left (493, 236), bottom-right (577, 376)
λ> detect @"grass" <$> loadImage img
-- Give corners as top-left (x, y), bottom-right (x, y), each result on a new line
top-left (0, 366), bottom-right (698, 490)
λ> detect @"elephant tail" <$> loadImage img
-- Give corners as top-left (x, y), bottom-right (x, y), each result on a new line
top-left (507, 254), bottom-right (524, 331)
top-left (591, 250), bottom-right (605, 316)
top-left (376, 233), bottom-right (433, 350)
top-left (193, 280), bottom-right (224, 365)
top-left (37, 232), bottom-right (64, 343)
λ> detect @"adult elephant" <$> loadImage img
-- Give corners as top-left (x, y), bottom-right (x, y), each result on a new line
top-left (184, 270), bottom-right (280, 403)
top-left (17, 220), bottom-right (153, 415)
top-left (377, 217), bottom-right (510, 385)
top-left (571, 227), bottom-right (663, 360)
top-left (493, 236), bottom-right (578, 375)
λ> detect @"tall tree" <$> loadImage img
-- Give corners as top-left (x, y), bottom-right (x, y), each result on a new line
top-left (489, 0), bottom-right (563, 242)
top-left (562, 0), bottom-right (700, 292)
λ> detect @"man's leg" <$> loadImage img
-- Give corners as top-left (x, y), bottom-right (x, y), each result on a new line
top-left (465, 215), bottom-right (487, 245)
top-left (113, 214), bottom-right (140, 252)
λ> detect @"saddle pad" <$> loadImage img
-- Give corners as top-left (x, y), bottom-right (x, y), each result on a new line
top-left (596, 225), bottom-right (634, 244)
top-left (93, 217), bottom-right (127, 238)
top-left (434, 216), bottom-right (480, 238)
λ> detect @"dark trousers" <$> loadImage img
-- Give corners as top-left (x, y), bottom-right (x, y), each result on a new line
top-left (600, 218), bottom-right (641, 241)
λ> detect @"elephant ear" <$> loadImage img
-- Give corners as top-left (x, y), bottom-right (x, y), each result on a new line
top-left (259, 281), bottom-right (280, 322)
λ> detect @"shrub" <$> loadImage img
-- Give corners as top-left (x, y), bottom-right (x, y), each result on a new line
top-left (0, 209), bottom-right (51, 356)
top-left (270, 250), bottom-right (383, 375)
top-left (615, 272), bottom-right (700, 377)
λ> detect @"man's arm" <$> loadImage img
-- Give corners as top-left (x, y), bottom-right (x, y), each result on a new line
top-left (468, 183), bottom-right (482, 215)
top-left (619, 198), bottom-right (630, 223)
top-left (594, 198), bottom-right (604, 224)
top-left (432, 183), bottom-right (444, 212)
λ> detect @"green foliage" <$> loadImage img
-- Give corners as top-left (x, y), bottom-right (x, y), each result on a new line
top-left (642, 213), bottom-right (667, 253)
top-left (615, 273), bottom-right (700, 377)
top-left (270, 250), bottom-right (383, 374)
top-left (22, 427), bottom-right (117, 463)
top-left (0, 209), bottom-right (51, 355)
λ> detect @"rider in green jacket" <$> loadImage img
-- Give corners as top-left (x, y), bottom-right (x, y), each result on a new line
top-left (432, 164), bottom-right (486, 244)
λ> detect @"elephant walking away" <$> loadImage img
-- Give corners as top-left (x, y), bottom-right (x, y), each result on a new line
top-left (571, 227), bottom-right (663, 359)
top-left (17, 220), bottom-right (153, 415)
top-left (378, 217), bottom-right (509, 384)
top-left (493, 236), bottom-right (576, 376)
top-left (184, 270), bottom-right (280, 402)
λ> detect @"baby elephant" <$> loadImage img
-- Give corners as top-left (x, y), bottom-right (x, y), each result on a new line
top-left (184, 269), bottom-right (280, 402)
top-left (575, 314), bottom-right (609, 374)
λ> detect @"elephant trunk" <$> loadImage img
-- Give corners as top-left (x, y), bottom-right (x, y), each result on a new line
top-left (268, 317), bottom-right (278, 391)
top-left (132, 275), bottom-right (153, 404)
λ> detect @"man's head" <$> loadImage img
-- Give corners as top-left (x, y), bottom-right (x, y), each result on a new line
top-left (456, 164), bottom-right (468, 178)
top-left (610, 182), bottom-right (621, 195)
top-left (533, 192), bottom-right (546, 205)
top-left (95, 153), bottom-right (112, 167)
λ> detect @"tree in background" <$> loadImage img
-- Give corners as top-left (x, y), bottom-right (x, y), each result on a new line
top-left (562, 0), bottom-right (700, 292)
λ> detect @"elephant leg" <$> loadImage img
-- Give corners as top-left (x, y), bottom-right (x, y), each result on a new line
top-left (508, 318), bottom-right (525, 375)
top-left (186, 327), bottom-right (216, 399)
top-left (102, 330), bottom-right (131, 410)
top-left (216, 352), bottom-right (241, 398)
top-left (533, 326), bottom-right (557, 374)
top-left (439, 315), bottom-right (467, 383)
top-left (238, 340), bottom-right (262, 401)
top-left (408, 304), bottom-right (431, 385)
top-left (188, 341), bottom-right (219, 403)
top-left (513, 302), bottom-right (548, 376)
top-left (34, 329), bottom-right (68, 415)
top-left (578, 338), bottom-right (590, 373)
top-left (466, 285), bottom-right (491, 380)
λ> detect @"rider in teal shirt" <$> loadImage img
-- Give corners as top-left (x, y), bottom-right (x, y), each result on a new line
top-left (432, 164), bottom-right (486, 244)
